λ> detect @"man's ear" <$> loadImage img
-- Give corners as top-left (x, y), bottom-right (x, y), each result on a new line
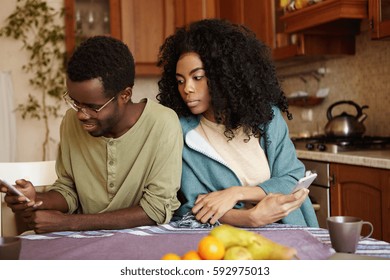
top-left (121, 87), bottom-right (133, 103)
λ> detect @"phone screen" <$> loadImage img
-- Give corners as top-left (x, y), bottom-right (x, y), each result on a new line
top-left (292, 173), bottom-right (317, 193)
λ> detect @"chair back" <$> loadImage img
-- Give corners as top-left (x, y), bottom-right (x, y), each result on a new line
top-left (0, 161), bottom-right (56, 236)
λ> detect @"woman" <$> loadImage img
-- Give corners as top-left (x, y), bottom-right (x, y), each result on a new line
top-left (157, 18), bottom-right (318, 227)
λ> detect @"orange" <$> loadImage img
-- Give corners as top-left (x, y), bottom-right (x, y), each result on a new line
top-left (182, 250), bottom-right (202, 260)
top-left (197, 235), bottom-right (225, 260)
top-left (161, 253), bottom-right (181, 260)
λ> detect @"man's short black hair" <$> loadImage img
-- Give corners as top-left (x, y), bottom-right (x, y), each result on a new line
top-left (67, 36), bottom-right (135, 98)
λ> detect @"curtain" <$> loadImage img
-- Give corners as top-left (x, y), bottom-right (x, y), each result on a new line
top-left (0, 71), bottom-right (16, 162)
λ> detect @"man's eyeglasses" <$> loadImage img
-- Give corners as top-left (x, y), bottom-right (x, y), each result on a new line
top-left (63, 91), bottom-right (116, 117)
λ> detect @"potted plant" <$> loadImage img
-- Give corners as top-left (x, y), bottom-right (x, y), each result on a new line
top-left (0, 0), bottom-right (66, 160)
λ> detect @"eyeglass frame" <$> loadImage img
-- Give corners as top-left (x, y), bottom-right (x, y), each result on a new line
top-left (63, 91), bottom-right (117, 117)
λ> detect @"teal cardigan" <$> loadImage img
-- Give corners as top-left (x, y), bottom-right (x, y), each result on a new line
top-left (175, 107), bottom-right (319, 227)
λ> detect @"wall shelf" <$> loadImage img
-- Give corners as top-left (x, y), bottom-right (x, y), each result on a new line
top-left (287, 96), bottom-right (325, 107)
top-left (280, 0), bottom-right (368, 34)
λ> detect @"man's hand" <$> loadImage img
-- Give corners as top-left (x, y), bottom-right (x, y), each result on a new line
top-left (1, 179), bottom-right (42, 212)
top-left (22, 210), bottom-right (70, 234)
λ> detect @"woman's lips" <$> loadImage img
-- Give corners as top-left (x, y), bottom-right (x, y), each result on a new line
top-left (186, 100), bottom-right (200, 108)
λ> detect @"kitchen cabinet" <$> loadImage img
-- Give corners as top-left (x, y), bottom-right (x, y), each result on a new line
top-left (64, 0), bottom-right (373, 74)
top-left (121, 0), bottom-right (217, 76)
top-left (280, 0), bottom-right (368, 33)
top-left (369, 0), bottom-right (390, 39)
top-left (276, 0), bottom-right (368, 63)
top-left (175, 0), bottom-right (217, 28)
top-left (64, 0), bottom-right (122, 56)
top-left (330, 163), bottom-right (390, 242)
top-left (216, 0), bottom-right (367, 64)
top-left (217, 0), bottom-right (274, 48)
top-left (65, 0), bottom-right (177, 76)
top-left (120, 0), bottom-right (175, 76)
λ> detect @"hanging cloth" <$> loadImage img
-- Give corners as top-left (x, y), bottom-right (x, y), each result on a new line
top-left (0, 71), bottom-right (16, 161)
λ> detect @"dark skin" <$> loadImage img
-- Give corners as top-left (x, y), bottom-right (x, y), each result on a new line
top-left (0, 78), bottom-right (155, 233)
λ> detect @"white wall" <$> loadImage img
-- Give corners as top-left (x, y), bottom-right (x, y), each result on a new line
top-left (132, 77), bottom-right (159, 103)
top-left (0, 0), bottom-right (159, 162)
top-left (0, 0), bottom-right (64, 161)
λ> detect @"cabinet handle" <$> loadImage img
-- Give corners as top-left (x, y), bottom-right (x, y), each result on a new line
top-left (329, 174), bottom-right (335, 186)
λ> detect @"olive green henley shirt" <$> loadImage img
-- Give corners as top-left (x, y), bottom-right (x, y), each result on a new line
top-left (48, 98), bottom-right (182, 224)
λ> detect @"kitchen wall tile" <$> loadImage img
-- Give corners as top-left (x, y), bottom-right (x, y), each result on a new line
top-left (279, 30), bottom-right (390, 137)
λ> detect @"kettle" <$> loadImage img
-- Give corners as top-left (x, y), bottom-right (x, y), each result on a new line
top-left (324, 100), bottom-right (368, 138)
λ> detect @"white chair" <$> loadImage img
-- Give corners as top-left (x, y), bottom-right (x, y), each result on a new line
top-left (0, 161), bottom-right (57, 236)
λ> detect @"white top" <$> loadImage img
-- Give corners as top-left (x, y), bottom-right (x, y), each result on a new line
top-left (196, 117), bottom-right (270, 186)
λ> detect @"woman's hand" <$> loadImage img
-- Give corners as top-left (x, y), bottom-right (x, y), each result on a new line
top-left (246, 188), bottom-right (309, 227)
top-left (192, 187), bottom-right (242, 224)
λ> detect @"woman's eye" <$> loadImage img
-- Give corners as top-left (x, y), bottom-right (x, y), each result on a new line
top-left (194, 75), bottom-right (204, 80)
top-left (176, 79), bottom-right (184, 85)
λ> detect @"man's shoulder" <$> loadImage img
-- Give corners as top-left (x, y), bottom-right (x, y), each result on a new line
top-left (144, 98), bottom-right (177, 117)
top-left (61, 109), bottom-right (79, 128)
top-left (142, 99), bottom-right (181, 128)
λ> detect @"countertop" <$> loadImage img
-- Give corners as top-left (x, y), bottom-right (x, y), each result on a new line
top-left (296, 149), bottom-right (390, 170)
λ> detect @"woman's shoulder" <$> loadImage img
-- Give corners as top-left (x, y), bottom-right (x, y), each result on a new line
top-left (260, 106), bottom-right (289, 144)
top-left (271, 106), bottom-right (282, 117)
top-left (179, 115), bottom-right (201, 133)
top-left (258, 106), bottom-right (284, 130)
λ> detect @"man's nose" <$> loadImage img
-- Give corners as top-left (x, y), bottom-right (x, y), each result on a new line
top-left (76, 109), bottom-right (91, 120)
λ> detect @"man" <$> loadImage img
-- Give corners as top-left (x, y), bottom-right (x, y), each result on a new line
top-left (0, 36), bottom-right (183, 233)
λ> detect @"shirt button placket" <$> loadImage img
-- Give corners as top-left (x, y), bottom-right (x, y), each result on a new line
top-left (107, 140), bottom-right (117, 197)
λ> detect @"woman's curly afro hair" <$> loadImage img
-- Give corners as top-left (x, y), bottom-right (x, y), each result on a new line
top-left (157, 18), bottom-right (291, 139)
top-left (67, 35), bottom-right (135, 98)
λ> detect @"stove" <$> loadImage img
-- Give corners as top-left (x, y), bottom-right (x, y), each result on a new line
top-left (291, 135), bottom-right (390, 153)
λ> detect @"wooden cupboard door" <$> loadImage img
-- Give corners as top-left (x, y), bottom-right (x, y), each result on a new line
top-left (369, 0), bottom-right (390, 39)
top-left (330, 163), bottom-right (387, 241)
top-left (381, 170), bottom-right (390, 242)
top-left (121, 0), bottom-right (175, 76)
top-left (64, 0), bottom-right (122, 57)
top-left (175, 0), bottom-right (217, 28)
top-left (217, 0), bottom-right (274, 49)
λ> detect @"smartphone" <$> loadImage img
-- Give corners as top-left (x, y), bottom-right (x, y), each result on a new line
top-left (0, 178), bottom-right (31, 202)
top-left (292, 173), bottom-right (317, 193)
